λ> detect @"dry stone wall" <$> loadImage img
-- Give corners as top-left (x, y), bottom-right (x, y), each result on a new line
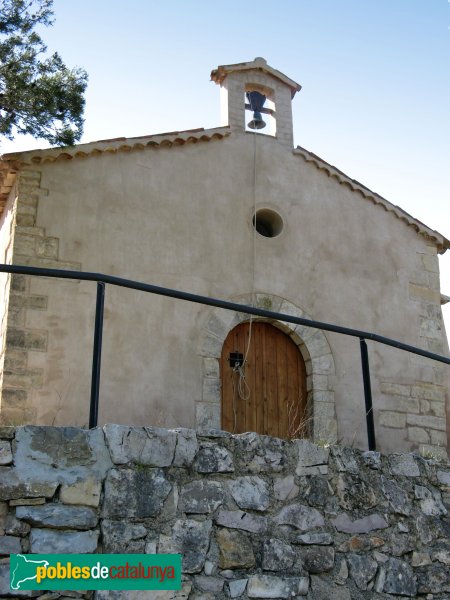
top-left (0, 425), bottom-right (449, 599)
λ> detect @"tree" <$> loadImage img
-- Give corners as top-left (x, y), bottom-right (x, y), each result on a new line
top-left (0, 0), bottom-right (88, 146)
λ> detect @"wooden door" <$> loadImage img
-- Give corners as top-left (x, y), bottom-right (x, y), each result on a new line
top-left (220, 322), bottom-right (307, 439)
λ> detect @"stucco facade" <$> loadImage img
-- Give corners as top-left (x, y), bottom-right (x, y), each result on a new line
top-left (0, 58), bottom-right (449, 456)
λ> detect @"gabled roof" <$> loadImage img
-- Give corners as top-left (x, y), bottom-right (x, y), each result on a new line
top-left (0, 126), bottom-right (448, 254)
top-left (0, 126), bottom-right (231, 210)
top-left (211, 57), bottom-right (301, 99)
top-left (294, 146), bottom-right (450, 254)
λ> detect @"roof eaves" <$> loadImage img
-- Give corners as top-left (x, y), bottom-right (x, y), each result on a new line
top-left (0, 126), bottom-right (231, 210)
top-left (294, 145), bottom-right (450, 254)
top-left (211, 58), bottom-right (301, 98)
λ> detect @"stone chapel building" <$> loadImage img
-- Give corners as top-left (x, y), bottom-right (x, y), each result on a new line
top-left (0, 58), bottom-right (449, 456)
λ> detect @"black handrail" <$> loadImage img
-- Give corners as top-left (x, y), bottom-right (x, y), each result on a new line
top-left (1, 264), bottom-right (449, 449)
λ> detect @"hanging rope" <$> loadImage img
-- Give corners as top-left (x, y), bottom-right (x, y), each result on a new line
top-left (235, 126), bottom-right (258, 406)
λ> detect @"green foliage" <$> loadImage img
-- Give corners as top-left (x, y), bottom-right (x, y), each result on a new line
top-left (0, 0), bottom-right (88, 146)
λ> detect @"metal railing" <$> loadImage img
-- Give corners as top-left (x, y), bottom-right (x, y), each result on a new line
top-left (1, 263), bottom-right (449, 450)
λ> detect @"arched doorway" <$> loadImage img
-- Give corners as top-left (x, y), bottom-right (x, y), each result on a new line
top-left (220, 321), bottom-right (307, 439)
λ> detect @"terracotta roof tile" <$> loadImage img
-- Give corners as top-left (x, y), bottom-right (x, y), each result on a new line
top-left (294, 145), bottom-right (450, 253)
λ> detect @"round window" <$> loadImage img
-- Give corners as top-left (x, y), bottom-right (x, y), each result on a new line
top-left (252, 209), bottom-right (283, 238)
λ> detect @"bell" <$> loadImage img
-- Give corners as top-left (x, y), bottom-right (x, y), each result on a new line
top-left (246, 91), bottom-right (266, 130)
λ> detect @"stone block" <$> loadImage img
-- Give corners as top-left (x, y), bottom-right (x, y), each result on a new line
top-left (309, 575), bottom-right (351, 600)
top-left (0, 535), bottom-right (22, 554)
top-left (0, 440), bottom-right (12, 465)
top-left (409, 283), bottom-right (440, 304)
top-left (247, 575), bottom-right (309, 598)
top-left (309, 374), bottom-right (329, 391)
top-left (234, 432), bottom-right (286, 473)
top-left (336, 473), bottom-right (377, 510)
top-left (2, 368), bottom-right (44, 389)
top-left (171, 519), bottom-right (212, 574)
top-left (420, 253), bottom-right (439, 273)
top-left (329, 446), bottom-right (360, 473)
top-left (295, 439), bottom-right (329, 475)
top-left (273, 475), bottom-right (299, 501)
top-left (200, 332), bottom-right (222, 358)
top-left (30, 528), bottom-right (98, 553)
top-left (415, 484), bottom-right (447, 516)
top-left (202, 357), bottom-right (219, 378)
top-left (420, 317), bottom-right (442, 340)
top-left (379, 411), bottom-right (406, 428)
top-left (194, 575), bottom-right (224, 593)
top-left (102, 468), bottom-right (171, 519)
top-left (104, 424), bottom-right (177, 467)
top-left (15, 226), bottom-right (44, 238)
top-left (16, 504), bottom-right (98, 529)
top-left (407, 413), bottom-right (445, 431)
top-left (411, 383), bottom-right (445, 401)
top-left (437, 470), bottom-right (450, 486)
top-left (294, 532), bottom-right (333, 545)
top-left (180, 480), bottom-right (225, 514)
top-left (306, 330), bottom-right (332, 358)
top-left (407, 426), bottom-right (430, 444)
top-left (331, 512), bottom-right (388, 534)
top-left (11, 274), bottom-right (28, 292)
top-left (215, 502), bottom-right (270, 532)
top-left (381, 396), bottom-right (419, 413)
top-left (217, 529), bottom-right (255, 569)
top-left (302, 546), bottom-right (335, 574)
top-left (262, 538), bottom-right (296, 571)
top-left (36, 237), bottom-right (59, 259)
top-left (16, 214), bottom-right (35, 226)
top-left (9, 294), bottom-right (48, 310)
top-left (417, 564), bottom-right (450, 594)
top-left (16, 203), bottom-right (36, 217)
top-left (380, 382), bottom-right (411, 396)
top-left (228, 476), bottom-right (270, 511)
top-left (3, 349), bottom-right (27, 370)
top-left (4, 514), bottom-right (30, 536)
top-left (389, 453), bottom-right (420, 477)
top-left (13, 234), bottom-right (36, 256)
top-left (347, 553), bottom-right (378, 590)
top-left (428, 401), bottom-right (446, 417)
top-left (0, 468), bottom-right (58, 500)
top-left (194, 443), bottom-right (234, 473)
top-left (274, 503), bottom-right (324, 531)
top-left (310, 353), bottom-right (334, 375)
top-left (173, 429), bottom-right (198, 467)
top-left (432, 544), bottom-right (450, 566)
top-left (384, 557), bottom-right (417, 596)
top-left (60, 477), bottom-right (102, 507)
top-left (228, 579), bottom-right (248, 598)
top-left (411, 551), bottom-right (432, 567)
top-left (195, 402), bottom-right (221, 432)
top-left (6, 328), bottom-right (47, 351)
top-left (101, 520), bottom-right (147, 553)
top-left (9, 497), bottom-right (45, 506)
top-left (13, 426), bottom-right (112, 485)
top-left (381, 476), bottom-right (411, 515)
top-left (430, 429), bottom-right (447, 446)
top-left (2, 389), bottom-right (27, 410)
top-left (202, 378), bottom-right (221, 403)
top-left (205, 312), bottom-right (232, 340)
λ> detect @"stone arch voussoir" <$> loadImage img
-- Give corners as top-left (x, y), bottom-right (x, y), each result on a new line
top-left (197, 293), bottom-right (337, 443)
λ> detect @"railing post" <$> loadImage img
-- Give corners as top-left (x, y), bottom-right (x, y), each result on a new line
top-left (89, 282), bottom-right (105, 429)
top-left (359, 337), bottom-right (376, 451)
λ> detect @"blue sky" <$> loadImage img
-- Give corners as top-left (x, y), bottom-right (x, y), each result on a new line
top-left (2, 0), bottom-right (449, 338)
